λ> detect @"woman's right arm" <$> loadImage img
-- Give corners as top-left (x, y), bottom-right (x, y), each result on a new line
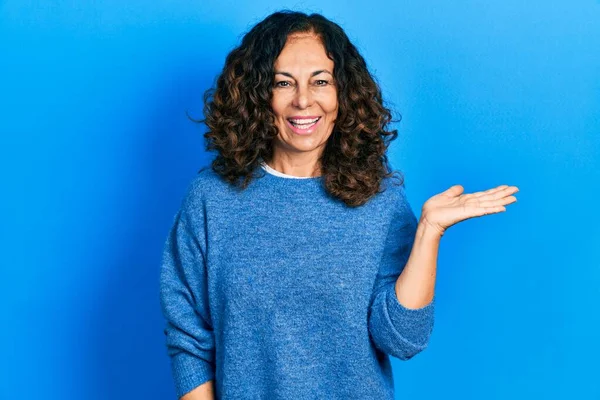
top-left (181, 380), bottom-right (215, 400)
top-left (160, 180), bottom-right (216, 399)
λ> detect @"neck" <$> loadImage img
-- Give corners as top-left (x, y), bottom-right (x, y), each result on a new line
top-left (263, 153), bottom-right (322, 178)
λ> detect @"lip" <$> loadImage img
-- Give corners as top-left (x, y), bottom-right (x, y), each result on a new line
top-left (286, 117), bottom-right (321, 135)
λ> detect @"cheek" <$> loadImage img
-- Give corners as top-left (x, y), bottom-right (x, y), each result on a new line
top-left (325, 102), bottom-right (339, 120)
top-left (270, 95), bottom-right (286, 119)
top-left (322, 93), bottom-right (338, 116)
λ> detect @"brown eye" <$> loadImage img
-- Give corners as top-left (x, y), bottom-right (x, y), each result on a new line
top-left (315, 80), bottom-right (329, 86)
top-left (275, 81), bottom-right (290, 87)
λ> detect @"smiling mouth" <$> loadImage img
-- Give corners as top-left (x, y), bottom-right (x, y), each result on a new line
top-left (285, 117), bottom-right (322, 135)
top-left (287, 117), bottom-right (321, 128)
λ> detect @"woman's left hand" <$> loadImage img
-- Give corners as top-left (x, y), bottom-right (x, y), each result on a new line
top-left (420, 184), bottom-right (519, 237)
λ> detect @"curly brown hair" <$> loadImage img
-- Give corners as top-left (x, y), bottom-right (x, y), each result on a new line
top-left (195, 10), bottom-right (404, 207)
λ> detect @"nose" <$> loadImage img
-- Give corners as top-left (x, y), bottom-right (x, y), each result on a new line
top-left (292, 84), bottom-right (313, 109)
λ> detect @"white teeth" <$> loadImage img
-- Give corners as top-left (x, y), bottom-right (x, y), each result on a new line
top-left (288, 117), bottom-right (319, 124)
top-left (294, 123), bottom-right (315, 129)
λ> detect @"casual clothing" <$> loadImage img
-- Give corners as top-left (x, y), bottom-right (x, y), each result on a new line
top-left (159, 164), bottom-right (435, 399)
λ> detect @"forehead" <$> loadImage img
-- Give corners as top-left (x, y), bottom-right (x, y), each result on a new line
top-left (274, 33), bottom-right (334, 70)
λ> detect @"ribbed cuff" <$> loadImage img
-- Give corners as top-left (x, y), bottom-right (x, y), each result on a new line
top-left (386, 284), bottom-right (435, 347)
top-left (171, 352), bottom-right (215, 399)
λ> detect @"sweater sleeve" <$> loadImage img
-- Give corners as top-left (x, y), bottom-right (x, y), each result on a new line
top-left (368, 184), bottom-right (435, 360)
top-left (159, 181), bottom-right (215, 398)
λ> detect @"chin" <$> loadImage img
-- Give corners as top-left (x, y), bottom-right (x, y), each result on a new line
top-left (280, 133), bottom-right (330, 150)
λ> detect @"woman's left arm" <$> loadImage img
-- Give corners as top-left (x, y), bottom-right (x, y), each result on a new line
top-left (394, 221), bottom-right (440, 309)
top-left (368, 183), bottom-right (519, 360)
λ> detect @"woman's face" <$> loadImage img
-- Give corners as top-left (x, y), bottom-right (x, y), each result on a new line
top-left (271, 33), bottom-right (338, 161)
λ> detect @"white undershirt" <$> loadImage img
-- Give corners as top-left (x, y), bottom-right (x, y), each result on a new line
top-left (260, 161), bottom-right (315, 179)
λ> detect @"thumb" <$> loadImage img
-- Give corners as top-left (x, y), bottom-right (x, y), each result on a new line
top-left (443, 184), bottom-right (464, 197)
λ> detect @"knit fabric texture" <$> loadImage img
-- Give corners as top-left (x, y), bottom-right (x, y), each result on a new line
top-left (159, 165), bottom-right (435, 399)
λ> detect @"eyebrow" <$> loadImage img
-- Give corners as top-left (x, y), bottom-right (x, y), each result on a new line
top-left (274, 70), bottom-right (333, 78)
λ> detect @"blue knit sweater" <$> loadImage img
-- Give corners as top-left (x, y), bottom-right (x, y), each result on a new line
top-left (159, 164), bottom-right (435, 399)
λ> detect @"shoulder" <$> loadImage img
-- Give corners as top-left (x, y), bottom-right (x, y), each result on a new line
top-left (185, 164), bottom-right (241, 200)
top-left (186, 165), bottom-right (224, 195)
top-left (177, 166), bottom-right (229, 217)
top-left (380, 174), bottom-right (409, 205)
top-left (380, 174), bottom-right (417, 226)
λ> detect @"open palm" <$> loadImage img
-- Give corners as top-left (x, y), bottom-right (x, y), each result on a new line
top-left (420, 184), bottom-right (519, 237)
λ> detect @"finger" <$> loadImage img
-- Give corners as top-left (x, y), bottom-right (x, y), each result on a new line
top-left (442, 184), bottom-right (465, 197)
top-left (466, 185), bottom-right (508, 199)
top-left (478, 195), bottom-right (517, 208)
top-left (487, 205), bottom-right (507, 214)
top-left (473, 185), bottom-right (509, 197)
top-left (478, 186), bottom-right (519, 201)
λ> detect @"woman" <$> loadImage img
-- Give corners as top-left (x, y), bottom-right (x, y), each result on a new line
top-left (159, 10), bottom-right (519, 400)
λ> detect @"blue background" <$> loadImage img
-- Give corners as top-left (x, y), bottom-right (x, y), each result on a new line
top-left (1, 1), bottom-right (598, 399)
